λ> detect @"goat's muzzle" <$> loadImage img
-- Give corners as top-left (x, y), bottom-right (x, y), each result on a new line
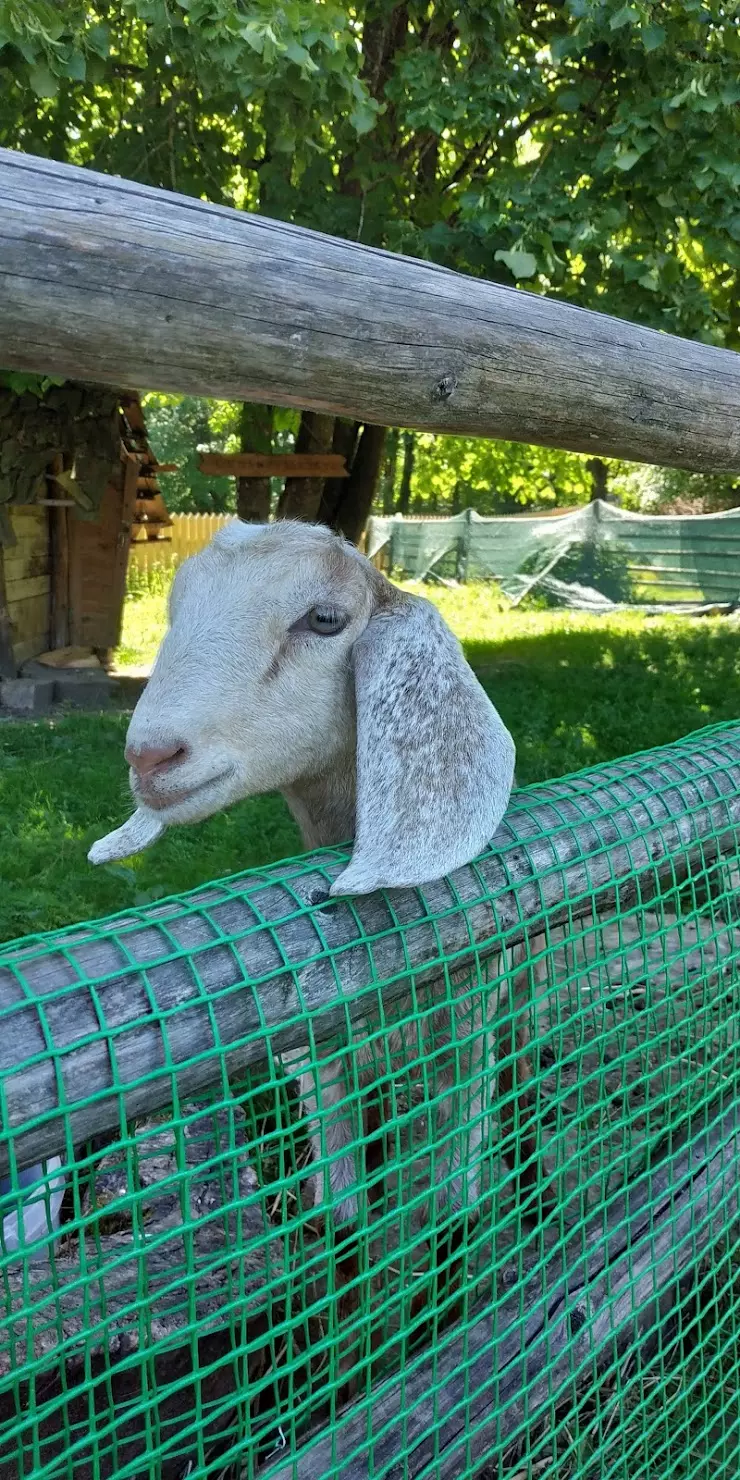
top-left (125, 741), bottom-right (189, 777)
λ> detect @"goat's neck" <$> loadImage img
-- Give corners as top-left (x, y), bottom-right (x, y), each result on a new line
top-left (283, 747), bottom-right (357, 851)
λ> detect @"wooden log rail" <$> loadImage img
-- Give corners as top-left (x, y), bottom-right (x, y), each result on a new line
top-left (1, 723), bottom-right (740, 1179)
top-left (1, 149), bottom-right (739, 472)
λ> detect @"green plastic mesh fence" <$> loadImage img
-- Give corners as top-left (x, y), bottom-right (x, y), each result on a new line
top-left (366, 504), bottom-right (740, 611)
top-left (2, 721), bottom-right (740, 1480)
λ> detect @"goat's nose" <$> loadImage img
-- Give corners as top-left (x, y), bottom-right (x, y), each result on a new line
top-left (125, 741), bottom-right (189, 777)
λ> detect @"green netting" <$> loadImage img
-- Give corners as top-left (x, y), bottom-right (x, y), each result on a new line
top-left (2, 721), bottom-right (740, 1480)
top-left (366, 503), bottom-right (740, 610)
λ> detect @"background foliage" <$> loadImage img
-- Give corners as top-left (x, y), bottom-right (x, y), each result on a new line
top-left (141, 394), bottom-right (301, 513)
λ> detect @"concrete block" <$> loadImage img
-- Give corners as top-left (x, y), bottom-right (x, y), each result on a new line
top-left (1, 677), bottom-right (55, 716)
top-left (53, 672), bottom-right (119, 710)
top-left (19, 662), bottom-right (56, 680)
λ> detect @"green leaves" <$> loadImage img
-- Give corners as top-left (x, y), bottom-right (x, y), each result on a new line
top-left (284, 40), bottom-right (318, 73)
top-left (0, 0), bottom-right (96, 94)
top-left (28, 61), bottom-right (58, 97)
top-left (641, 23), bottom-right (666, 51)
top-left (349, 98), bottom-right (380, 136)
top-left (410, 431), bottom-right (596, 517)
top-left (0, 370), bottom-right (64, 396)
top-left (495, 248), bottom-right (539, 279)
top-left (241, 21), bottom-right (267, 53)
top-left (613, 148), bottom-right (642, 172)
top-left (610, 5), bottom-right (639, 30)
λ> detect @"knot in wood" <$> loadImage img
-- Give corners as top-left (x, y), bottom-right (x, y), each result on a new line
top-left (431, 373), bottom-right (457, 404)
top-left (307, 888), bottom-right (331, 908)
top-left (569, 1304), bottom-right (587, 1335)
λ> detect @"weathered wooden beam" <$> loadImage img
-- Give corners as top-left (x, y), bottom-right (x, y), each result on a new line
top-left (269, 1097), bottom-right (740, 1480)
top-left (1, 724), bottom-right (739, 1178)
top-left (1, 149), bottom-right (739, 472)
top-left (199, 452), bottom-right (349, 478)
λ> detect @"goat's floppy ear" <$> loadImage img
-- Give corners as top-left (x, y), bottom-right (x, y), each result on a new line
top-left (330, 596), bottom-right (515, 896)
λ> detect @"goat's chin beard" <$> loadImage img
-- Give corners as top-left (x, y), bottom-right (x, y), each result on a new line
top-left (89, 764), bottom-right (291, 868)
top-left (132, 769), bottom-right (244, 826)
top-left (88, 774), bottom-right (242, 867)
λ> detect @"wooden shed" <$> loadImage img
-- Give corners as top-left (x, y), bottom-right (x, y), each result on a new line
top-left (0, 383), bottom-right (170, 679)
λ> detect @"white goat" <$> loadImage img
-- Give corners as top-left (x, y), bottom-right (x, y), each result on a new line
top-left (91, 521), bottom-right (538, 1232)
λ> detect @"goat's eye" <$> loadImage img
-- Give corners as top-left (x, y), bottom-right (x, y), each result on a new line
top-left (290, 606), bottom-right (347, 637)
top-left (307, 606), bottom-right (346, 636)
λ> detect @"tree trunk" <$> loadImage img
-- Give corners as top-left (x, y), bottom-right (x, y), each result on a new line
top-left (587, 456), bottom-right (608, 502)
top-left (397, 431), bottom-right (415, 514)
top-left (238, 118), bottom-right (276, 528)
top-left (276, 411), bottom-right (335, 522)
top-left (236, 402), bottom-right (272, 522)
top-left (302, 5), bottom-right (401, 507)
top-left (333, 424), bottom-right (387, 545)
top-left (317, 420), bottom-right (360, 527)
top-left (337, 7), bottom-right (410, 202)
top-left (381, 428), bottom-right (400, 514)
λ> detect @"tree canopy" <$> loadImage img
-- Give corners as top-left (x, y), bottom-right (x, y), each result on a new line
top-left (2, 0), bottom-right (739, 519)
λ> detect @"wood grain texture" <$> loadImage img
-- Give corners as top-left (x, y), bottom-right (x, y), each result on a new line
top-left (1, 150), bottom-right (739, 471)
top-left (68, 472), bottom-right (130, 651)
top-left (268, 1097), bottom-right (740, 1480)
top-left (50, 503), bottom-right (70, 651)
top-left (3, 540), bottom-right (48, 583)
top-left (7, 591), bottom-right (49, 653)
top-left (1, 724), bottom-right (739, 1178)
top-left (4, 572), bottom-right (49, 603)
top-left (200, 452), bottom-right (348, 478)
top-left (6, 506), bottom-right (48, 541)
top-left (5, 503), bottom-right (49, 661)
top-left (0, 545), bottom-right (16, 676)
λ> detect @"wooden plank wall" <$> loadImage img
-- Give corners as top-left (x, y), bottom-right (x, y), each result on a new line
top-left (5, 505), bottom-right (50, 663)
top-left (68, 471), bottom-right (134, 654)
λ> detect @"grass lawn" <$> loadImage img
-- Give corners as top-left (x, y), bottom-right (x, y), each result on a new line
top-left (1, 576), bottom-right (739, 944)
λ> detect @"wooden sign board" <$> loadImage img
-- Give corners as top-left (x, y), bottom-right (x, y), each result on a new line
top-left (198, 453), bottom-right (348, 479)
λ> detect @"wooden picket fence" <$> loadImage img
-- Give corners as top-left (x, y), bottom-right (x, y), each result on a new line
top-left (128, 513), bottom-right (235, 575)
